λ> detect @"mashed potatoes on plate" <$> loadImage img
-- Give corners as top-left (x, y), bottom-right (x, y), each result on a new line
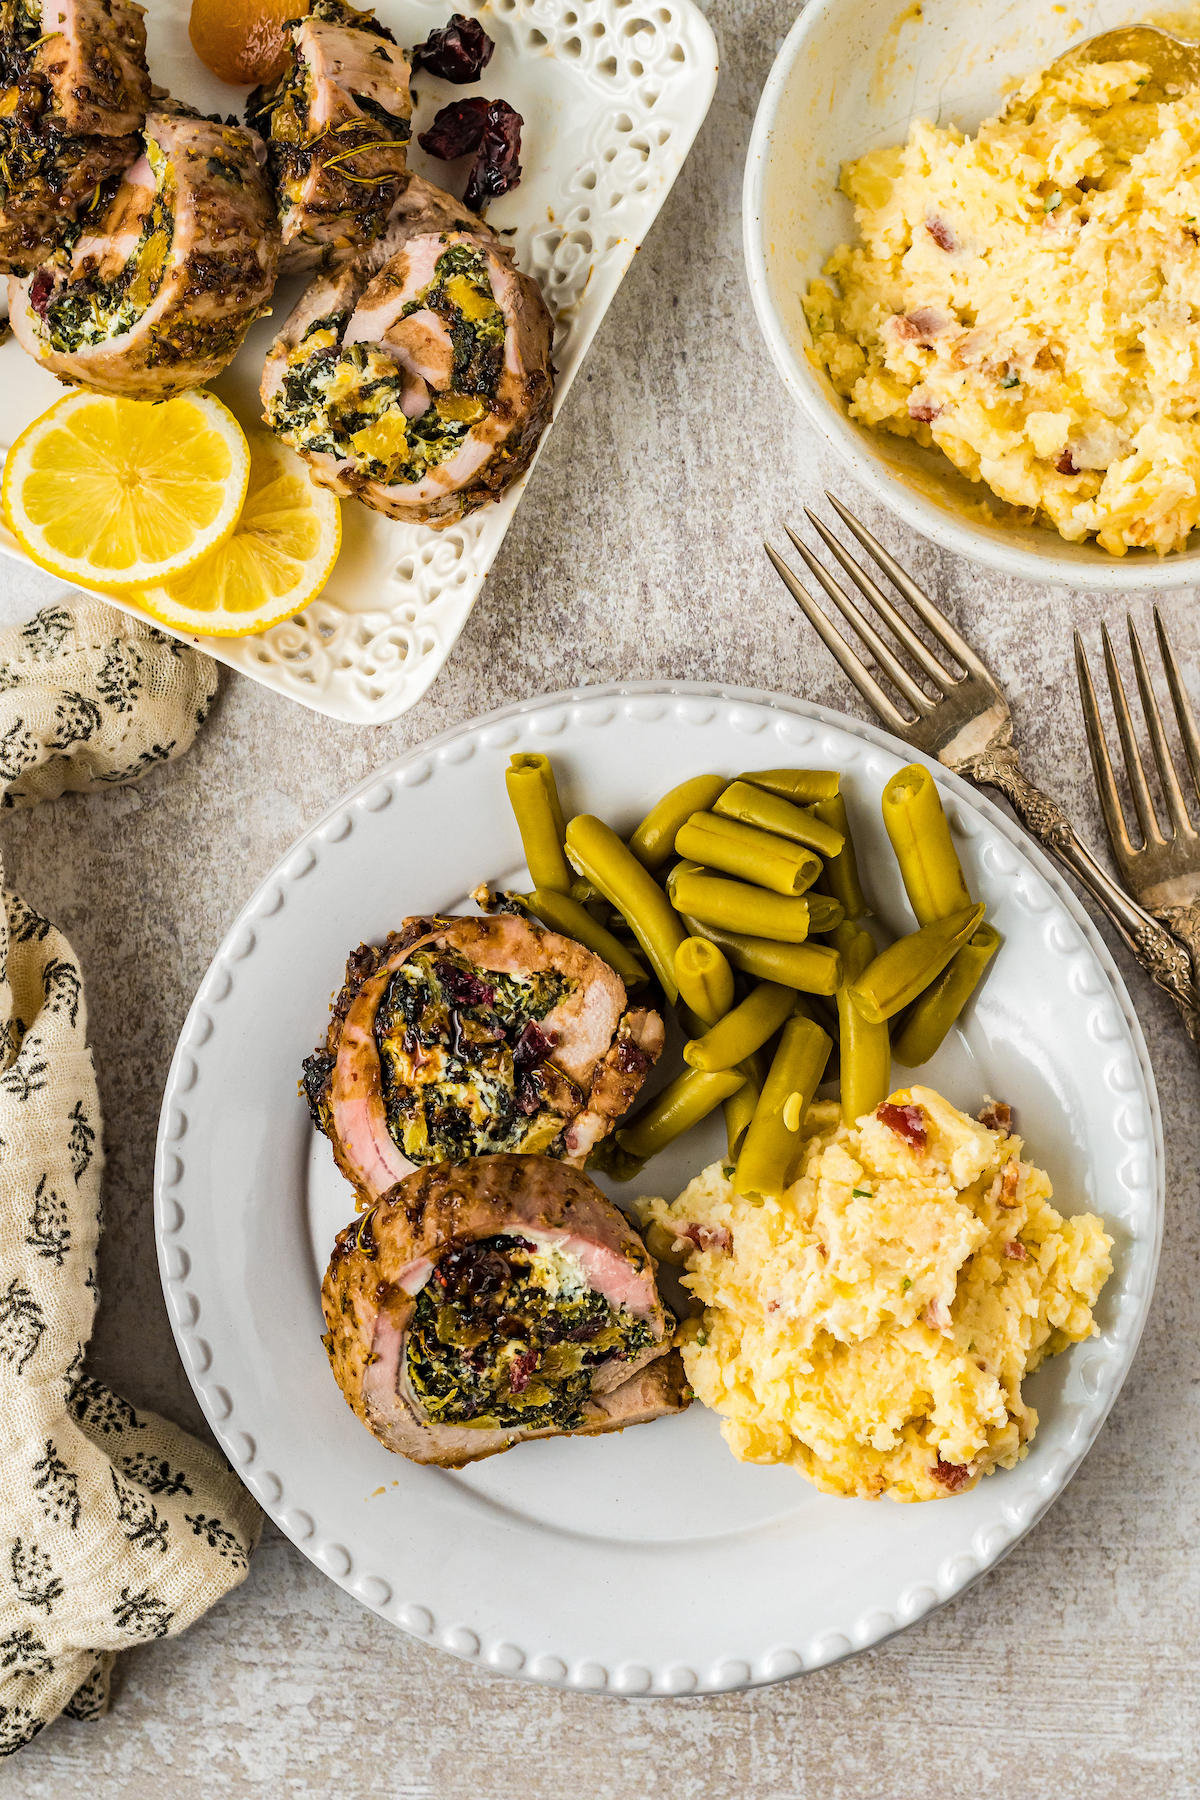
top-left (639, 1087), bottom-right (1112, 1502)
top-left (804, 57), bottom-right (1200, 554)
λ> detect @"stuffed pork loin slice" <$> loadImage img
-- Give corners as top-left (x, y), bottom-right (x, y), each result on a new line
top-left (321, 1153), bottom-right (688, 1466)
top-left (261, 181), bottom-right (554, 526)
top-left (247, 0), bottom-right (411, 276)
top-left (9, 107), bottom-right (278, 398)
top-left (302, 913), bottom-right (664, 1202)
top-left (30, 0), bottom-right (150, 137)
top-left (0, 0), bottom-right (149, 274)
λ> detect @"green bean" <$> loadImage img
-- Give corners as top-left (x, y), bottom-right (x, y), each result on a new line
top-left (675, 812), bottom-right (823, 896)
top-left (847, 903), bottom-right (985, 1023)
top-left (682, 914), bottom-right (842, 995)
top-left (733, 1015), bottom-right (832, 1202)
top-left (806, 894), bottom-right (845, 935)
top-left (684, 980), bottom-right (796, 1071)
top-left (713, 780), bottom-right (844, 859)
top-left (669, 864), bottom-right (815, 944)
top-left (740, 768), bottom-right (841, 805)
top-left (586, 1134), bottom-right (647, 1184)
top-left (616, 1066), bottom-right (746, 1160)
top-left (724, 1073), bottom-right (759, 1161)
top-left (675, 935), bottom-right (735, 1027)
top-left (892, 923), bottom-right (1002, 1066)
top-left (629, 774), bottom-right (730, 871)
top-left (881, 762), bottom-right (972, 927)
top-left (524, 888), bottom-right (648, 988)
top-left (834, 924), bottom-right (891, 1125)
top-left (812, 793), bottom-right (870, 921)
top-left (566, 814), bottom-right (687, 1002)
top-left (506, 754), bottom-right (573, 893)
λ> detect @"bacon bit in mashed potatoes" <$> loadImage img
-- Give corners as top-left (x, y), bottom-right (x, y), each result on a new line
top-left (637, 1087), bottom-right (1113, 1502)
top-left (803, 58), bottom-right (1200, 555)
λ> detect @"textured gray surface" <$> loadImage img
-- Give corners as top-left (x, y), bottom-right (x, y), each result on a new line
top-left (4, 0), bottom-right (1200, 1788)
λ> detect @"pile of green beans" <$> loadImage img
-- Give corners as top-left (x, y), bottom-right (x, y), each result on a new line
top-left (497, 752), bottom-right (1002, 1194)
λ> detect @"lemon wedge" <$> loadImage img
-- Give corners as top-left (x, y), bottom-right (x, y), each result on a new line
top-left (136, 432), bottom-right (341, 638)
top-left (2, 389), bottom-right (250, 591)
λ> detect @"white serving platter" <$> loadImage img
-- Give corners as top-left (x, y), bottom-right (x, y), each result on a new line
top-left (0, 0), bottom-right (718, 721)
top-left (154, 683), bottom-right (1162, 1693)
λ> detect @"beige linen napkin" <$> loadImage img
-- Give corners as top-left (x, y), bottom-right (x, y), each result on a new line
top-left (0, 602), bottom-right (261, 1756)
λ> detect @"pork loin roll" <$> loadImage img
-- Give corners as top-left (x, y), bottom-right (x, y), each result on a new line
top-left (302, 914), bottom-right (664, 1203)
top-left (9, 108), bottom-right (279, 398)
top-left (247, 0), bottom-right (411, 277)
top-left (30, 0), bottom-right (150, 138)
top-left (261, 185), bottom-right (554, 526)
top-left (0, 0), bottom-right (149, 273)
top-left (321, 1154), bottom-right (689, 1466)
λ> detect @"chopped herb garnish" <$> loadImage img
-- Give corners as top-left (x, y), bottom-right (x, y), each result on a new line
top-left (695, 1330), bottom-right (708, 1347)
top-left (999, 372), bottom-right (1021, 388)
top-left (852, 1186), bottom-right (872, 1198)
top-left (1043, 190), bottom-right (1062, 212)
top-left (901, 1277), bottom-right (912, 1292)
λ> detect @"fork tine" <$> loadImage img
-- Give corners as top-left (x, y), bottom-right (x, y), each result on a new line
top-left (1074, 630), bottom-right (1137, 868)
top-left (1127, 614), bottom-right (1196, 840)
top-left (1102, 620), bottom-right (1166, 848)
top-left (781, 524), bottom-right (935, 717)
top-left (823, 493), bottom-right (996, 687)
top-left (1154, 606), bottom-right (1200, 810)
top-left (802, 509), bottom-right (953, 692)
top-left (765, 541), bottom-right (910, 733)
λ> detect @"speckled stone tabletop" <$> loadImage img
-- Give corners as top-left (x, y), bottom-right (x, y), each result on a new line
top-left (3, 2), bottom-right (1200, 1792)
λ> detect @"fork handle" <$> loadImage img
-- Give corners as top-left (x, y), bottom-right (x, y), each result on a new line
top-left (959, 743), bottom-right (1200, 1044)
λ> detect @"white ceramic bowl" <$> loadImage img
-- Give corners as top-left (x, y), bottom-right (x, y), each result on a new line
top-left (743, 0), bottom-right (1199, 590)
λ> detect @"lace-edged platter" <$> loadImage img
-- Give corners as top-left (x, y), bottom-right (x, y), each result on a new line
top-left (155, 684), bottom-right (1163, 1693)
top-left (0, 0), bottom-right (718, 723)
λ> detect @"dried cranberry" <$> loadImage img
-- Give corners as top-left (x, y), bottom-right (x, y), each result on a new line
top-left (29, 269), bottom-right (53, 318)
top-left (925, 216), bottom-right (957, 252)
top-left (435, 958), bottom-right (494, 1009)
top-left (418, 95), bottom-right (489, 160)
top-left (508, 1347), bottom-right (538, 1392)
top-left (512, 1019), bottom-right (554, 1113)
top-left (463, 100), bottom-right (522, 211)
top-left (615, 1036), bottom-right (649, 1074)
top-left (512, 1020), bottom-right (554, 1077)
top-left (876, 1101), bottom-right (927, 1151)
top-left (932, 1456), bottom-right (971, 1491)
top-left (437, 1241), bottom-right (511, 1298)
top-left (908, 399), bottom-right (941, 423)
top-left (412, 13), bottom-right (495, 83)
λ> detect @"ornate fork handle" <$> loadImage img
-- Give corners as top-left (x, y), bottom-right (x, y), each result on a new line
top-left (957, 741), bottom-right (1200, 1044)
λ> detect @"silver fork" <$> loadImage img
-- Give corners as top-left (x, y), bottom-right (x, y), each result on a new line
top-left (765, 495), bottom-right (1200, 1043)
top-left (1076, 613), bottom-right (1200, 1013)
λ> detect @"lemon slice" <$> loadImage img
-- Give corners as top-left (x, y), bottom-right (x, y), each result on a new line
top-left (2, 389), bottom-right (250, 591)
top-left (136, 432), bottom-right (341, 638)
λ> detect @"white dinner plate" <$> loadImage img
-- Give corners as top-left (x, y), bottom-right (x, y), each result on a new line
top-left (0, 0), bottom-right (717, 722)
top-left (155, 683), bottom-right (1162, 1693)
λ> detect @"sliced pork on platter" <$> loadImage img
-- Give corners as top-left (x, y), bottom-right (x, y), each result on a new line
top-left (9, 107), bottom-right (278, 397)
top-left (30, 0), bottom-right (151, 136)
top-left (302, 914), bottom-right (664, 1202)
top-left (321, 1154), bottom-right (688, 1466)
top-left (247, 0), bottom-right (411, 276)
top-left (0, 0), bottom-right (150, 273)
top-left (260, 181), bottom-right (554, 525)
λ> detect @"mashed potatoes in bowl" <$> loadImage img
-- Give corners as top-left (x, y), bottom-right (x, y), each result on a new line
top-left (804, 57), bottom-right (1200, 556)
top-left (639, 1087), bottom-right (1113, 1502)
